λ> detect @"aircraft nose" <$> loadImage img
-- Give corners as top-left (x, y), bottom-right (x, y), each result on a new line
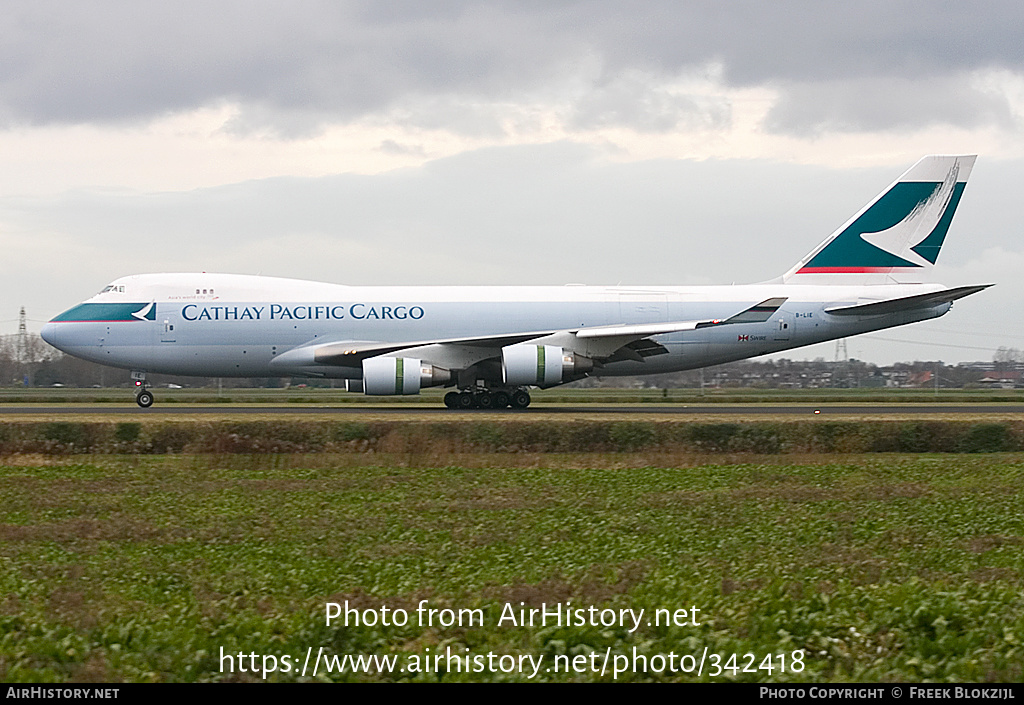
top-left (40, 321), bottom-right (61, 349)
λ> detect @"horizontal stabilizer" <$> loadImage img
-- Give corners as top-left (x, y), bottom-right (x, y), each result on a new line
top-left (825, 285), bottom-right (991, 316)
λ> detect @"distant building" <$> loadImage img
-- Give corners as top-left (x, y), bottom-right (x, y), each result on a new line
top-left (905, 371), bottom-right (933, 387)
top-left (979, 371), bottom-right (1021, 388)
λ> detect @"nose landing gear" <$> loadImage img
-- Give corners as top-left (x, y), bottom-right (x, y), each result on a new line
top-left (132, 371), bottom-right (153, 408)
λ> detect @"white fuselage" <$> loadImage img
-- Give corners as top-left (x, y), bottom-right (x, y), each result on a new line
top-left (41, 272), bottom-right (951, 381)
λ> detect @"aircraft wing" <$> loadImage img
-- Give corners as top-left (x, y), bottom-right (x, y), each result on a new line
top-left (302, 331), bottom-right (558, 367)
top-left (824, 285), bottom-right (991, 316)
top-left (576, 297), bottom-right (787, 339)
top-left (563, 297), bottom-right (787, 359)
top-left (270, 298), bottom-right (788, 370)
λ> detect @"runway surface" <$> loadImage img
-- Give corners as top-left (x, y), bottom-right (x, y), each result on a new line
top-left (3, 405), bottom-right (1024, 416)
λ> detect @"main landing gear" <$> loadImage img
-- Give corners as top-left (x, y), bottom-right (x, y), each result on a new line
top-left (443, 387), bottom-right (531, 410)
top-left (132, 372), bottom-right (154, 408)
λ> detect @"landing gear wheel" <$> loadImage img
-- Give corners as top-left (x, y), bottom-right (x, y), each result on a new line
top-left (476, 392), bottom-right (493, 409)
top-left (444, 391), bottom-right (460, 409)
top-left (510, 390), bottom-right (531, 409)
top-left (492, 391), bottom-right (510, 409)
top-left (458, 391), bottom-right (476, 409)
top-left (136, 390), bottom-right (154, 408)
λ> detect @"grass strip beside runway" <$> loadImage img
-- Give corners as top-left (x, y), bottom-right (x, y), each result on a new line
top-left (1, 453), bottom-right (1022, 682)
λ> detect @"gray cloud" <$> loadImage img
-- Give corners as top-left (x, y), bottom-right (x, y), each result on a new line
top-left (764, 74), bottom-right (1018, 135)
top-left (378, 139), bottom-right (426, 157)
top-left (568, 72), bottom-right (732, 132)
top-left (2, 1), bottom-right (1023, 134)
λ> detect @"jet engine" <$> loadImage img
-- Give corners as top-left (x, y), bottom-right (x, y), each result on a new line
top-left (362, 357), bottom-right (451, 395)
top-left (501, 344), bottom-right (592, 387)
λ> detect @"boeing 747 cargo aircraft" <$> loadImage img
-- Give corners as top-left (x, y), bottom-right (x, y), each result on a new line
top-left (42, 155), bottom-right (989, 409)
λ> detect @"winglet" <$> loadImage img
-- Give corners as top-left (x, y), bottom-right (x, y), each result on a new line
top-left (695, 297), bottom-right (787, 328)
top-left (722, 297), bottom-right (787, 324)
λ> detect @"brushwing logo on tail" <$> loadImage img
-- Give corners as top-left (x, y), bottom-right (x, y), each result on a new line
top-left (798, 160), bottom-right (967, 274)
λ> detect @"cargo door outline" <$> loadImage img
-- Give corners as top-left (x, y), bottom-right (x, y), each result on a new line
top-left (773, 313), bottom-right (793, 341)
top-left (160, 309), bottom-right (179, 343)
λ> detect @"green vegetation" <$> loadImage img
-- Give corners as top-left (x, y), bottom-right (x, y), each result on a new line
top-left (2, 450), bottom-right (1023, 682)
top-left (2, 418), bottom-right (1024, 455)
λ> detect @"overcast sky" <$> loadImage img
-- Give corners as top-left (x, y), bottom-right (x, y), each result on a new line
top-left (3, 1), bottom-right (1023, 365)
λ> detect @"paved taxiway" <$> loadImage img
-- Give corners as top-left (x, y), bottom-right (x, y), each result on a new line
top-left (3, 405), bottom-right (1024, 415)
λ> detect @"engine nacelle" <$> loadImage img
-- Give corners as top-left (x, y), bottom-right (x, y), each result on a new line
top-left (362, 357), bottom-right (451, 395)
top-left (501, 344), bottom-right (592, 387)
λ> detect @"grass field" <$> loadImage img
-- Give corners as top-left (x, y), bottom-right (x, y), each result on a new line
top-left (2, 450), bottom-right (1023, 682)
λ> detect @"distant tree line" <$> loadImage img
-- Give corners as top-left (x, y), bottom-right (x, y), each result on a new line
top-left (580, 356), bottom-right (1007, 389)
top-left (1, 333), bottom-right (1019, 389)
top-left (993, 347), bottom-right (1024, 370)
